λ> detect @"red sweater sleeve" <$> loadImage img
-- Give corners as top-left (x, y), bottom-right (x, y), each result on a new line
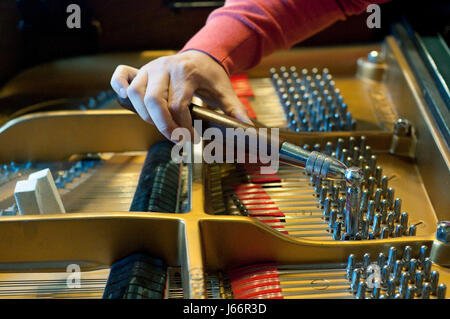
top-left (181, 0), bottom-right (390, 75)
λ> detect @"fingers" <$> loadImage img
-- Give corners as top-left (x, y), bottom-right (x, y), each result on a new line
top-left (143, 70), bottom-right (179, 141)
top-left (168, 67), bottom-right (197, 137)
top-left (111, 65), bottom-right (138, 98)
top-left (219, 94), bottom-right (252, 125)
top-left (127, 70), bottom-right (153, 124)
top-left (112, 51), bottom-right (253, 143)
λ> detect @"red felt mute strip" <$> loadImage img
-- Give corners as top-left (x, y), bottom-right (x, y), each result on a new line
top-left (228, 264), bottom-right (283, 299)
top-left (228, 263), bottom-right (278, 277)
top-left (236, 287), bottom-right (283, 299)
top-left (233, 172), bottom-right (287, 234)
top-left (244, 165), bottom-right (281, 184)
top-left (249, 212), bottom-right (285, 217)
top-left (249, 177), bottom-right (282, 183)
top-left (230, 75), bottom-right (254, 97)
top-left (239, 97), bottom-right (257, 119)
top-left (238, 196), bottom-right (272, 200)
top-left (231, 273), bottom-right (279, 292)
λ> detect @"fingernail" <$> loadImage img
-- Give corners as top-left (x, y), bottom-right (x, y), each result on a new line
top-left (119, 88), bottom-right (127, 98)
top-left (237, 112), bottom-right (252, 124)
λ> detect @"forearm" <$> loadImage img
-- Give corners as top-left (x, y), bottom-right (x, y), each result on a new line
top-left (181, 0), bottom-right (390, 75)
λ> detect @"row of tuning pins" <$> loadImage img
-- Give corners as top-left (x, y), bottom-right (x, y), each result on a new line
top-left (304, 136), bottom-right (414, 240)
top-left (54, 158), bottom-right (100, 189)
top-left (204, 273), bottom-right (230, 299)
top-left (270, 66), bottom-right (355, 132)
top-left (346, 246), bottom-right (447, 299)
top-left (78, 89), bottom-right (116, 110)
top-left (0, 161), bottom-right (33, 185)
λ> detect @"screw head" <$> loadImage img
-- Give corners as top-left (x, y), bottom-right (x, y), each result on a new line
top-left (368, 50), bottom-right (384, 64)
top-left (345, 167), bottom-right (364, 186)
top-left (393, 118), bottom-right (412, 136)
top-left (436, 221), bottom-right (450, 243)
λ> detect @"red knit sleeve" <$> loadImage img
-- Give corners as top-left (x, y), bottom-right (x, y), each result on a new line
top-left (181, 0), bottom-right (390, 75)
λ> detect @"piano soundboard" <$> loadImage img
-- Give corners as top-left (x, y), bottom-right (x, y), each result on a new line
top-left (0, 27), bottom-right (448, 299)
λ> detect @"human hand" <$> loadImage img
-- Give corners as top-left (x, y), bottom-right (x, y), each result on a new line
top-left (110, 50), bottom-right (251, 141)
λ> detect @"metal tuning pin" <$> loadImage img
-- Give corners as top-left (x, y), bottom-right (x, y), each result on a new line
top-left (380, 266), bottom-right (390, 290)
top-left (405, 286), bottom-right (416, 299)
top-left (399, 272), bottom-right (409, 297)
top-left (386, 278), bottom-right (396, 298)
top-left (403, 246), bottom-right (412, 264)
top-left (378, 253), bottom-right (387, 268)
top-left (362, 253), bottom-right (371, 271)
top-left (387, 247), bottom-right (397, 269)
top-left (400, 212), bottom-right (409, 234)
top-left (346, 254), bottom-right (356, 280)
top-left (423, 258), bottom-right (432, 281)
top-left (380, 227), bottom-right (389, 239)
top-left (437, 284), bottom-right (447, 299)
top-left (430, 271), bottom-right (439, 295)
top-left (393, 260), bottom-right (402, 284)
top-left (344, 167), bottom-right (363, 238)
top-left (393, 198), bottom-right (402, 222)
top-left (415, 271), bottom-right (424, 296)
top-left (422, 283), bottom-right (431, 299)
top-left (372, 285), bottom-right (381, 299)
top-left (356, 281), bottom-right (366, 299)
top-left (408, 224), bottom-right (417, 236)
top-left (267, 67), bottom-right (356, 132)
top-left (333, 221), bottom-right (342, 240)
top-left (408, 259), bottom-right (417, 279)
top-left (351, 268), bottom-right (362, 293)
top-left (418, 245), bottom-right (428, 267)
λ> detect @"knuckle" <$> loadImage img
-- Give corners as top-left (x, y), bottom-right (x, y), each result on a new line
top-left (179, 60), bottom-right (196, 76)
top-left (115, 64), bottom-right (127, 73)
top-left (150, 56), bottom-right (168, 70)
top-left (179, 59), bottom-right (193, 70)
top-left (169, 100), bottom-right (186, 112)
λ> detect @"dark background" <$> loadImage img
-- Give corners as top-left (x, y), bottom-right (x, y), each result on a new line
top-left (0, 0), bottom-right (448, 86)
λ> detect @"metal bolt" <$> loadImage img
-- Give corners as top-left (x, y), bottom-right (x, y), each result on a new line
top-left (436, 221), bottom-right (450, 243)
top-left (367, 50), bottom-right (384, 64)
top-left (393, 118), bottom-right (412, 137)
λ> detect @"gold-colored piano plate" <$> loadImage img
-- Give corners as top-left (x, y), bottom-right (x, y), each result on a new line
top-left (63, 155), bottom-right (144, 212)
top-left (0, 40), bottom-right (448, 299)
top-left (0, 269), bottom-right (109, 299)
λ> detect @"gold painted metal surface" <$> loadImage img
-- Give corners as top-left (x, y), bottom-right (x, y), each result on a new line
top-left (0, 269), bottom-right (109, 299)
top-left (383, 37), bottom-right (450, 222)
top-left (0, 41), bottom-right (448, 299)
top-left (0, 110), bottom-right (165, 162)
